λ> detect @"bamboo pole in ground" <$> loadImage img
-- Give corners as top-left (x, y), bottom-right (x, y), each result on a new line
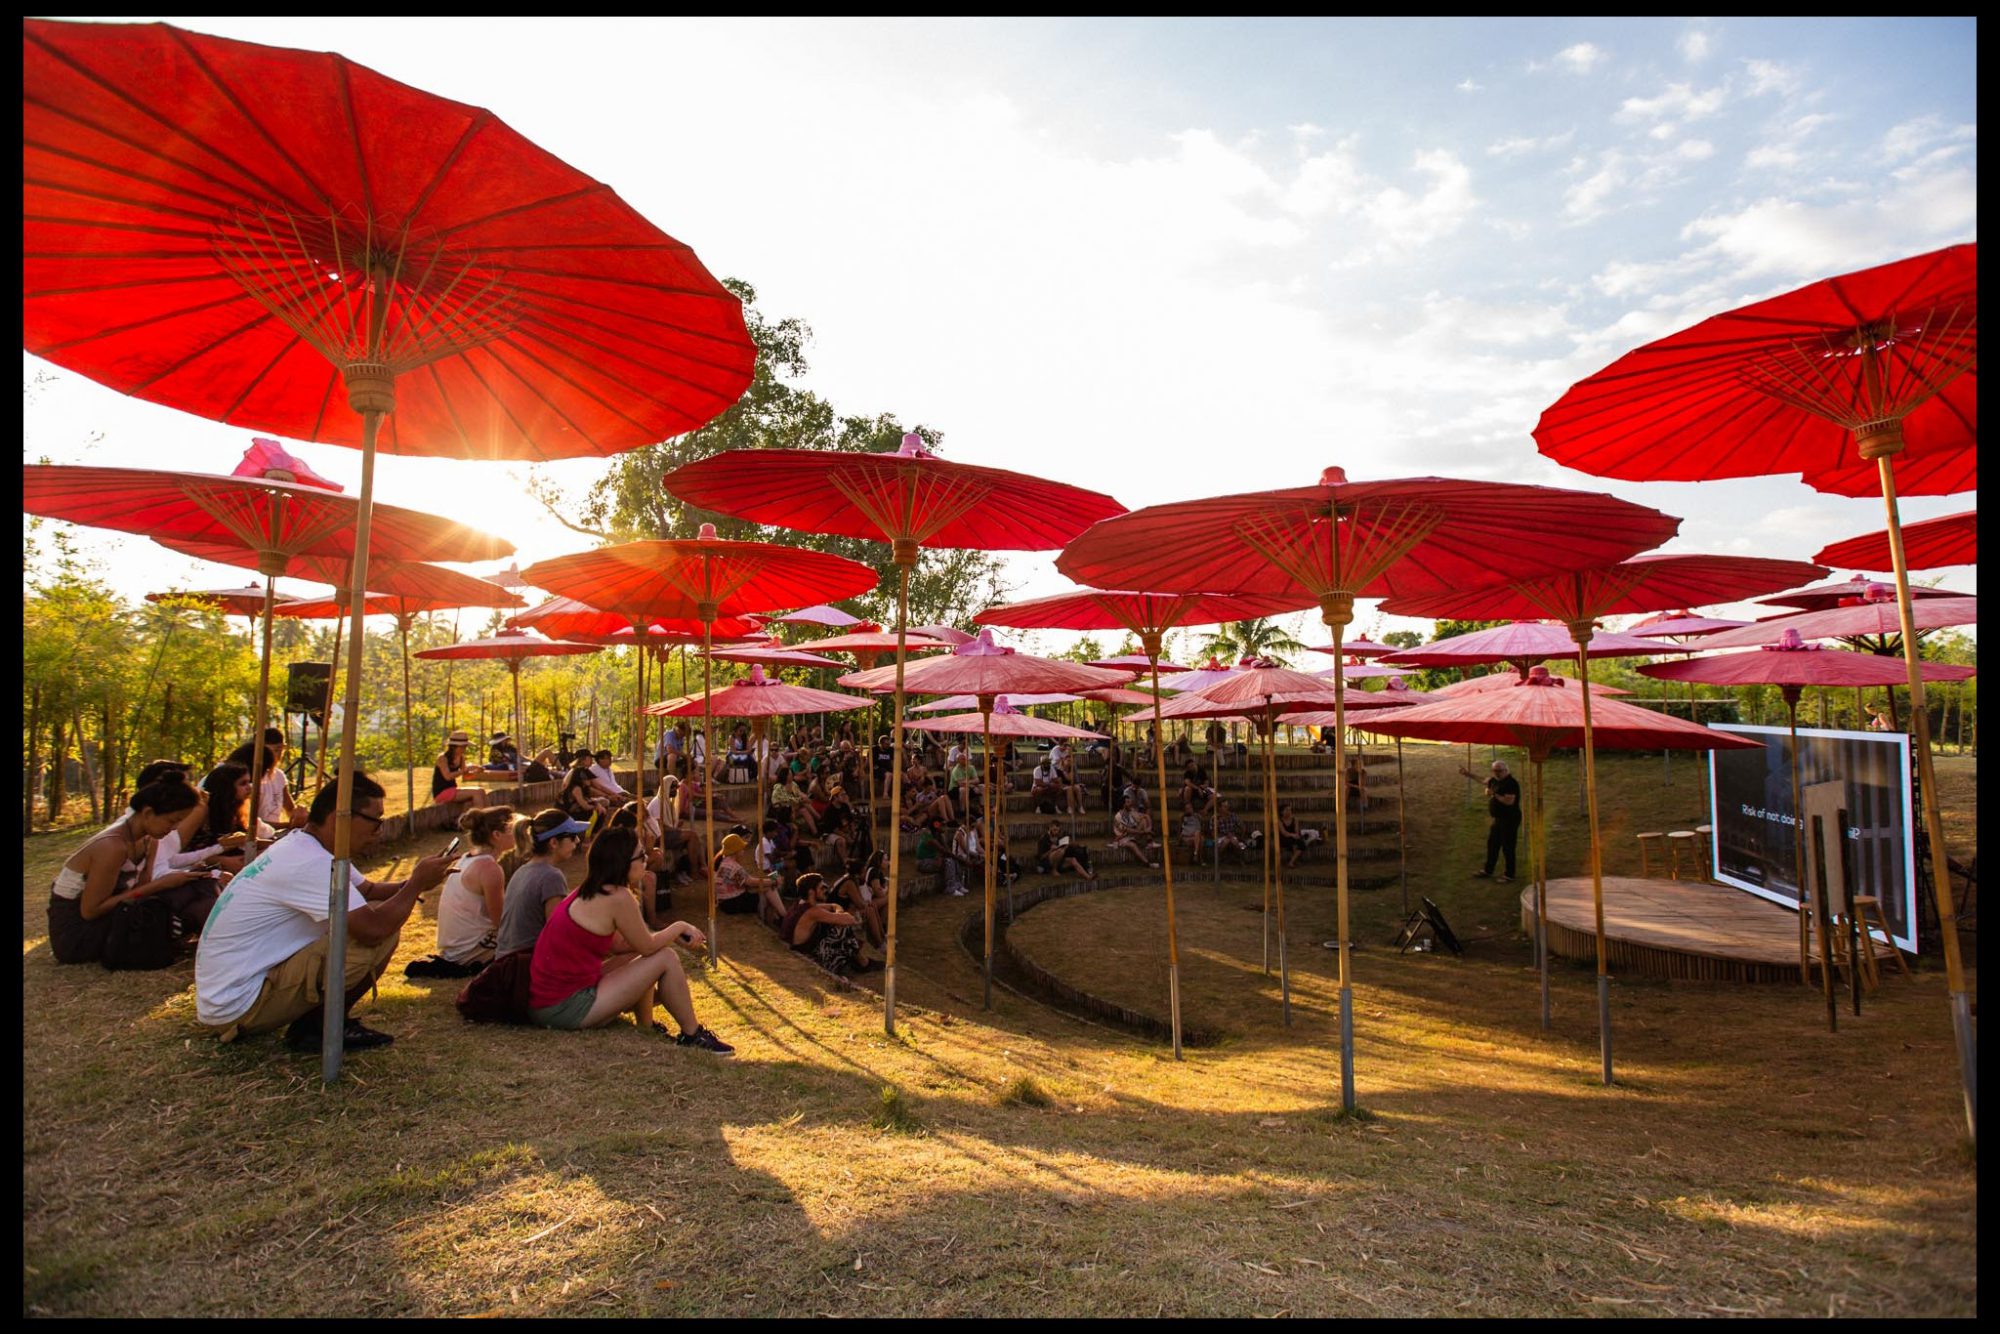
top-left (1142, 629), bottom-right (1184, 1058)
top-left (981, 701), bottom-right (996, 1009)
top-left (1264, 717), bottom-right (1290, 1026)
top-left (1566, 618), bottom-right (1613, 1087)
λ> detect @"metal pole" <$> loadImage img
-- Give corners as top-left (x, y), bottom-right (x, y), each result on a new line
top-left (885, 546), bottom-right (916, 1036)
top-left (1567, 616), bottom-right (1612, 1087)
top-left (1143, 628), bottom-right (1183, 1059)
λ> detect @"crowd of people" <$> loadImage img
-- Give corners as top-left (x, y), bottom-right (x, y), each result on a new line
top-left (46, 713), bottom-right (1349, 1058)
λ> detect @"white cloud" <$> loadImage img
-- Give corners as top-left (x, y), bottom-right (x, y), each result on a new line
top-left (1679, 29), bottom-right (1712, 63)
top-left (1743, 59), bottom-right (1803, 97)
top-left (1355, 150), bottom-right (1478, 253)
top-left (1676, 139), bottom-right (1715, 161)
top-left (1554, 42), bottom-right (1606, 73)
top-left (1680, 165), bottom-right (1977, 279)
top-left (1456, 77), bottom-right (1483, 93)
top-left (1617, 82), bottom-right (1728, 124)
top-left (1486, 129), bottom-right (1574, 158)
top-left (1879, 114), bottom-right (1976, 163)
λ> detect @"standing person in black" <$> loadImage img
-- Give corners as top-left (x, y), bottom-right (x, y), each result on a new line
top-left (1465, 758), bottom-right (1521, 882)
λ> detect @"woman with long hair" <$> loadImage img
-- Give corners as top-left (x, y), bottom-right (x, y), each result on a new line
top-left (525, 827), bottom-right (732, 1053)
top-left (47, 780), bottom-right (208, 963)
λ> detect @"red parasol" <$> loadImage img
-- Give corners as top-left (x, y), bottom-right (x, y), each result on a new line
top-left (1381, 621), bottom-right (1686, 669)
top-left (911, 692), bottom-right (1079, 712)
top-left (765, 604), bottom-right (864, 628)
top-left (1815, 511), bottom-right (1977, 574)
top-left (1058, 466), bottom-right (1678, 1110)
top-left (412, 634), bottom-right (604, 755)
top-left (145, 583), bottom-right (292, 630)
top-left (1629, 611), bottom-right (1749, 638)
top-left (663, 433), bottom-right (1125, 1033)
top-left (1756, 576), bottom-right (1970, 612)
top-left (508, 596), bottom-right (759, 645)
top-left (25, 17), bottom-right (753, 1081)
top-left (1362, 665), bottom-right (1762, 1031)
top-left (841, 629), bottom-right (1133, 1010)
top-left (1641, 633), bottom-right (1975, 1021)
top-left (973, 584), bottom-right (1313, 1056)
top-left (1158, 658), bottom-right (1242, 693)
top-left (1305, 636), bottom-right (1397, 658)
top-left (233, 438), bottom-right (343, 494)
top-left (1533, 245), bottom-right (1979, 1132)
top-left (1312, 660), bottom-right (1403, 681)
top-left (1383, 553), bottom-right (1824, 1083)
top-left (903, 700), bottom-right (1102, 742)
top-left (1430, 672), bottom-right (1627, 699)
top-left (1698, 596), bottom-right (1977, 651)
top-left (704, 644), bottom-right (847, 670)
top-left (521, 528), bottom-right (877, 965)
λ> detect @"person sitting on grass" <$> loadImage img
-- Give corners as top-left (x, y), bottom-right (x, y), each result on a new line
top-left (47, 778), bottom-right (211, 965)
top-left (1109, 793), bottom-right (1161, 868)
top-left (408, 804), bottom-right (518, 978)
top-left (828, 872), bottom-right (886, 949)
top-left (495, 809), bottom-right (590, 956)
top-left (525, 827), bottom-right (733, 1054)
top-left (712, 832), bottom-right (785, 927)
top-left (151, 763), bottom-right (245, 893)
top-left (432, 729), bottom-right (487, 808)
top-left (226, 728), bottom-right (302, 836)
top-left (194, 773), bottom-right (451, 1051)
top-left (777, 872), bottom-right (879, 977)
top-left (1034, 819), bottom-right (1095, 881)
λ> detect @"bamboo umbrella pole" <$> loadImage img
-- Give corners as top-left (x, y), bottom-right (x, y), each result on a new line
top-left (701, 592), bottom-right (717, 967)
top-left (632, 630), bottom-right (650, 866)
top-left (397, 614), bottom-right (416, 821)
top-left (1322, 585), bottom-right (1358, 1111)
top-left (981, 700), bottom-right (996, 1009)
top-left (1783, 688), bottom-right (1811, 985)
top-left (1396, 737), bottom-right (1408, 915)
top-left (1532, 749), bottom-right (1550, 1031)
top-left (1565, 615), bottom-right (1613, 1086)
top-left (1872, 456), bottom-right (1975, 1139)
top-left (1142, 629), bottom-right (1183, 1059)
top-left (1265, 718), bottom-right (1290, 1026)
top-left (248, 568), bottom-right (278, 852)
top-left (312, 609), bottom-right (347, 794)
top-left (753, 716), bottom-right (767, 881)
top-left (885, 541), bottom-right (917, 1036)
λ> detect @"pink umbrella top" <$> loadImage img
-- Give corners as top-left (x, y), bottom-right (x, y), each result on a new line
top-left (908, 623), bottom-right (975, 645)
top-left (1628, 610), bottom-right (1750, 638)
top-left (974, 587), bottom-right (1314, 640)
top-left (1382, 621), bottom-right (1682, 669)
top-left (1637, 630), bottom-right (1976, 690)
top-left (646, 665), bottom-right (871, 719)
top-left (1305, 636), bottom-right (1397, 658)
top-left (1157, 658), bottom-right (1239, 692)
top-left (838, 628), bottom-right (1133, 698)
top-left (1696, 597), bottom-right (1977, 650)
top-left (706, 644), bottom-right (847, 669)
top-left (1148, 662), bottom-right (1343, 721)
top-left (507, 594), bottom-right (760, 642)
top-left (1089, 654), bottom-right (1191, 673)
top-left (911, 691), bottom-right (1081, 713)
top-left (1357, 666), bottom-right (1766, 758)
top-left (411, 634), bottom-right (604, 665)
top-left (160, 537), bottom-right (523, 609)
top-left (1312, 660), bottom-right (1403, 681)
top-left (903, 699), bottom-right (1106, 740)
top-left (231, 438), bottom-right (342, 494)
top-left (1813, 510), bottom-right (1976, 574)
top-left (764, 603), bottom-right (863, 628)
top-left (1429, 671), bottom-right (1630, 699)
top-left (804, 625), bottom-right (952, 656)
top-left (1755, 575), bottom-right (1972, 611)
top-left (1380, 553), bottom-right (1828, 625)
top-left (145, 584), bottom-right (298, 618)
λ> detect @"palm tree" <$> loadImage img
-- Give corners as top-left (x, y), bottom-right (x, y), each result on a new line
top-left (1200, 617), bottom-right (1308, 667)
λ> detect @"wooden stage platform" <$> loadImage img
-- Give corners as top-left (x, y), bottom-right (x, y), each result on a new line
top-left (1522, 875), bottom-right (1897, 984)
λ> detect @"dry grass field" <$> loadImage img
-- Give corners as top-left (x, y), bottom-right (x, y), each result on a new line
top-left (22, 745), bottom-right (1977, 1317)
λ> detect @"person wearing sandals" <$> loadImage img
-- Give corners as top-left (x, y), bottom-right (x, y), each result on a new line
top-left (525, 827), bottom-right (733, 1054)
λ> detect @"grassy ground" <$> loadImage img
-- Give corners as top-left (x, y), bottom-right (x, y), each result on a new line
top-left (22, 746), bottom-right (1977, 1316)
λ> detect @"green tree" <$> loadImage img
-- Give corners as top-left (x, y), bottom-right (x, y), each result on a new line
top-left (528, 279), bottom-right (1012, 629)
top-left (1200, 617), bottom-right (1308, 666)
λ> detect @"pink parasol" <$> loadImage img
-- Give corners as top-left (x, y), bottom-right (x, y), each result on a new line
top-left (1629, 611), bottom-right (1750, 638)
top-left (910, 691), bottom-right (1080, 713)
top-left (232, 438), bottom-right (343, 494)
top-left (1755, 576), bottom-right (1972, 612)
top-left (1305, 636), bottom-right (1397, 658)
top-left (765, 604), bottom-right (864, 628)
top-left (1157, 658), bottom-right (1241, 693)
top-left (1089, 654), bottom-right (1192, 674)
top-left (908, 624), bottom-right (975, 645)
top-left (1698, 597), bottom-right (1977, 651)
top-left (1430, 672), bottom-right (1628, 699)
top-left (1312, 660), bottom-right (1404, 681)
top-left (1360, 665), bottom-right (1763, 1030)
top-left (705, 643), bottom-right (848, 670)
top-left (1382, 621), bottom-right (1683, 670)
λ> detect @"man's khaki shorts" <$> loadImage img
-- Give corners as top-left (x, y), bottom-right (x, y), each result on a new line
top-left (211, 931), bottom-right (400, 1042)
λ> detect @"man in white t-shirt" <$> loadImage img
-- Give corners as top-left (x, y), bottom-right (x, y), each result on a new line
top-left (588, 748), bottom-right (630, 803)
top-left (195, 772), bottom-right (448, 1051)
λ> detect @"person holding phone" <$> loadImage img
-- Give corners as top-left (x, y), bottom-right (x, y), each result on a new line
top-left (408, 805), bottom-right (518, 977)
top-left (195, 772), bottom-right (451, 1052)
top-left (1464, 759), bottom-right (1521, 883)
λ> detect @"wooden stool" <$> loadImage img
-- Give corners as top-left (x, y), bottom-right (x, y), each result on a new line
top-left (1692, 825), bottom-right (1714, 880)
top-left (1853, 895), bottom-right (1910, 981)
top-left (1666, 831), bottom-right (1700, 881)
top-left (1636, 832), bottom-right (1666, 877)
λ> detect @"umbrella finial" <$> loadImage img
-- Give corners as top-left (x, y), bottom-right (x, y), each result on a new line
top-left (898, 432), bottom-right (933, 459)
top-left (697, 521), bottom-right (720, 541)
top-left (993, 696), bottom-right (1021, 715)
top-left (745, 664), bottom-right (772, 685)
top-left (1319, 466), bottom-right (1348, 486)
top-left (234, 437), bottom-right (343, 492)
top-left (955, 628), bottom-right (1012, 656)
top-left (1523, 665), bottom-right (1559, 687)
top-left (1762, 628), bottom-right (1820, 652)
top-left (1863, 581), bottom-right (1894, 603)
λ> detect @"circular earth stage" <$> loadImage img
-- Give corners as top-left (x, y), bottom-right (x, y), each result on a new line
top-left (1524, 875), bottom-right (1897, 984)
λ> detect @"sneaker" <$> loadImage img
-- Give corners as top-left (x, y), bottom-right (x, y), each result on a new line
top-left (1496, 874), bottom-right (1513, 884)
top-left (1470, 870), bottom-right (1492, 879)
top-left (676, 1026), bottom-right (735, 1056)
top-left (285, 1018), bottom-right (394, 1053)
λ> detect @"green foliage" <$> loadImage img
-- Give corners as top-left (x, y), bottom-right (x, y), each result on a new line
top-left (1200, 617), bottom-right (1308, 667)
top-left (527, 279), bottom-right (1012, 630)
top-left (869, 1083), bottom-right (924, 1136)
top-left (998, 1075), bottom-right (1054, 1108)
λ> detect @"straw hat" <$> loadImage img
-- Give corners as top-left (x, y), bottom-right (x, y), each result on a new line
top-left (718, 832), bottom-right (748, 857)
top-left (446, 729), bottom-right (471, 746)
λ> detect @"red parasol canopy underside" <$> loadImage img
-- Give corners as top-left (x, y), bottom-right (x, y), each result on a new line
top-left (1813, 510), bottom-right (1977, 574)
top-left (22, 19), bottom-right (754, 460)
top-left (1380, 554), bottom-right (1827, 624)
top-left (145, 584), bottom-right (285, 618)
top-left (26, 465), bottom-right (511, 567)
top-left (1358, 668), bottom-right (1765, 754)
top-left (160, 537), bottom-right (518, 609)
top-left (661, 437), bottom-right (1126, 552)
top-left (412, 634), bottom-right (603, 664)
top-left (1056, 468), bottom-right (1678, 602)
top-left (974, 587), bottom-right (1312, 637)
top-left (647, 669), bottom-right (870, 719)
top-left (1533, 245), bottom-right (1976, 495)
top-left (520, 533), bottom-right (879, 625)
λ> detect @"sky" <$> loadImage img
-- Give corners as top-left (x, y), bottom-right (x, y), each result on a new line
top-left (22, 17), bottom-right (1979, 650)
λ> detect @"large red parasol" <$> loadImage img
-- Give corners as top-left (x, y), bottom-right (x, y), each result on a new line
top-left (1629, 610), bottom-right (1749, 638)
top-left (521, 529), bottom-right (877, 965)
top-left (1360, 666), bottom-right (1762, 1033)
top-left (1533, 245), bottom-right (1978, 1134)
top-left (24, 18), bottom-right (752, 1080)
top-left (1058, 466), bottom-right (1677, 1110)
top-left (663, 434), bottom-right (1125, 1033)
top-left (1755, 576), bottom-right (1970, 612)
top-left (1815, 511), bottom-right (1977, 574)
top-left (765, 604), bottom-right (864, 629)
top-left (1698, 596), bottom-right (1977, 651)
top-left (1640, 634), bottom-right (1975, 1023)
top-left (975, 585), bottom-right (1314, 1056)
top-left (842, 629), bottom-right (1133, 1010)
top-left (1430, 672), bottom-right (1627, 699)
top-left (1305, 636), bottom-right (1398, 658)
top-left (412, 634), bottom-right (604, 756)
top-left (146, 583), bottom-right (291, 631)
top-left (1383, 553), bottom-right (1824, 1084)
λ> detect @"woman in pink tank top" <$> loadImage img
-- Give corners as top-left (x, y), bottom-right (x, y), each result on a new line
top-left (524, 829), bottom-right (734, 1054)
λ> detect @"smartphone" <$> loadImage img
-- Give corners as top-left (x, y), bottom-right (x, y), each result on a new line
top-left (441, 836), bottom-right (463, 859)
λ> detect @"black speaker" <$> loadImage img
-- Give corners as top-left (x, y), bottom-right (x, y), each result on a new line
top-left (285, 662), bottom-right (333, 719)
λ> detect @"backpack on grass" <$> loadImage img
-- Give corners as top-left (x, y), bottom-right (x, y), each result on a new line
top-left (455, 949), bottom-right (535, 1025)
